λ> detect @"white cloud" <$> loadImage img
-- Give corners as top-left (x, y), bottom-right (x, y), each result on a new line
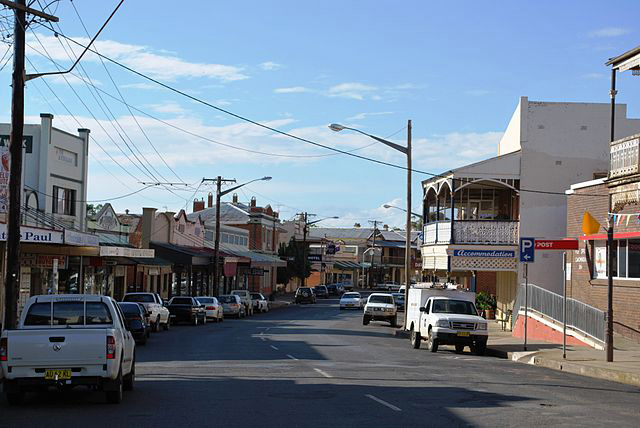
top-left (27, 33), bottom-right (248, 82)
top-left (465, 89), bottom-right (490, 96)
top-left (260, 61), bottom-right (283, 71)
top-left (346, 112), bottom-right (394, 121)
top-left (146, 102), bottom-right (186, 114)
top-left (49, 73), bottom-right (101, 87)
top-left (328, 82), bottom-right (377, 100)
top-left (121, 83), bottom-right (160, 90)
top-left (589, 27), bottom-right (631, 38)
top-left (274, 86), bottom-right (313, 94)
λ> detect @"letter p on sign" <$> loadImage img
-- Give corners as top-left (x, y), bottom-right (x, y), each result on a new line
top-left (520, 237), bottom-right (535, 263)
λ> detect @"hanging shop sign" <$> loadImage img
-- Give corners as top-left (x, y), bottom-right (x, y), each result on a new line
top-left (308, 254), bottom-right (322, 262)
top-left (452, 249), bottom-right (515, 258)
top-left (238, 267), bottom-right (266, 276)
top-left (21, 253), bottom-right (68, 269)
top-left (99, 246), bottom-right (155, 258)
top-left (0, 224), bottom-right (64, 243)
top-left (64, 230), bottom-right (100, 247)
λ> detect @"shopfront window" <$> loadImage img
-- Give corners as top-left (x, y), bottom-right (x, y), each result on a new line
top-left (52, 186), bottom-right (76, 216)
top-left (592, 239), bottom-right (640, 279)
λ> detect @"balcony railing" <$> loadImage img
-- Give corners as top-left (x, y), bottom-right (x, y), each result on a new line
top-left (610, 136), bottom-right (639, 179)
top-left (380, 256), bottom-right (405, 266)
top-left (424, 220), bottom-right (519, 245)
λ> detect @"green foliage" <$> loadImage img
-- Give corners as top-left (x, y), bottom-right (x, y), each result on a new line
top-left (86, 203), bottom-right (104, 218)
top-left (277, 238), bottom-right (311, 284)
top-left (476, 291), bottom-right (497, 310)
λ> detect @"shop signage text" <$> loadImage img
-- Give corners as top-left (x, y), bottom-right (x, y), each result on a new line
top-left (0, 224), bottom-right (63, 243)
top-left (534, 239), bottom-right (579, 251)
top-left (452, 250), bottom-right (515, 258)
top-left (64, 230), bottom-right (100, 247)
top-left (99, 246), bottom-right (155, 258)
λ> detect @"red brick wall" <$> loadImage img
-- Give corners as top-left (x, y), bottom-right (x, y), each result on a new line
top-left (566, 182), bottom-right (640, 343)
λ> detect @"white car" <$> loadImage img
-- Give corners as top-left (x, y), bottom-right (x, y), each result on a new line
top-left (122, 292), bottom-right (170, 332)
top-left (339, 292), bottom-right (364, 310)
top-left (195, 296), bottom-right (224, 322)
top-left (251, 293), bottom-right (269, 313)
top-left (1, 294), bottom-right (136, 405)
top-left (231, 290), bottom-right (254, 316)
top-left (363, 293), bottom-right (397, 326)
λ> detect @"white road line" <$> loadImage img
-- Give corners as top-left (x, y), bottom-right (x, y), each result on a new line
top-left (313, 368), bottom-right (332, 378)
top-left (260, 337), bottom-right (266, 341)
top-left (270, 345), bottom-right (279, 350)
top-left (365, 394), bottom-right (402, 412)
top-left (286, 354), bottom-right (298, 361)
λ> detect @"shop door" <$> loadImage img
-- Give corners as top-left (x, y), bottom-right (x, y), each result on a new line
top-left (114, 276), bottom-right (125, 301)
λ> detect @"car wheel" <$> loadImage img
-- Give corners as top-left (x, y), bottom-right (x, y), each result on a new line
top-left (471, 341), bottom-right (487, 356)
top-left (123, 357), bottom-right (135, 391)
top-left (389, 316), bottom-right (397, 328)
top-left (220, 315), bottom-right (224, 322)
top-left (162, 319), bottom-right (170, 331)
top-left (362, 315), bottom-right (370, 325)
top-left (106, 366), bottom-right (123, 404)
top-left (411, 326), bottom-right (421, 349)
top-left (192, 316), bottom-right (198, 326)
top-left (153, 316), bottom-right (160, 332)
top-left (455, 344), bottom-right (465, 354)
top-left (427, 329), bottom-right (439, 353)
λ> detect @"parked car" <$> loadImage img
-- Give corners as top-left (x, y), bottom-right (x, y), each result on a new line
top-left (122, 292), bottom-right (170, 332)
top-left (251, 293), bottom-right (269, 313)
top-left (295, 287), bottom-right (316, 304)
top-left (363, 293), bottom-right (397, 327)
top-left (387, 284), bottom-right (401, 293)
top-left (195, 297), bottom-right (224, 322)
top-left (1, 294), bottom-right (136, 405)
top-left (375, 283), bottom-right (389, 291)
top-left (392, 292), bottom-right (405, 311)
top-left (314, 285), bottom-right (329, 299)
top-left (326, 284), bottom-right (339, 296)
top-left (339, 292), bottom-right (364, 310)
top-left (231, 290), bottom-right (254, 316)
top-left (219, 295), bottom-right (246, 318)
top-left (167, 296), bottom-right (206, 326)
top-left (342, 282), bottom-right (354, 292)
top-left (118, 302), bottom-right (150, 345)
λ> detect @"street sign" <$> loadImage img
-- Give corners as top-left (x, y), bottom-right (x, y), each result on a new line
top-left (452, 249), bottom-right (515, 258)
top-left (534, 239), bottom-right (579, 251)
top-left (520, 237), bottom-right (535, 263)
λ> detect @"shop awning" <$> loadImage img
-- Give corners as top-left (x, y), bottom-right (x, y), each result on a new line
top-left (151, 241), bottom-right (250, 265)
top-left (334, 261), bottom-right (362, 270)
top-left (213, 243), bottom-right (286, 267)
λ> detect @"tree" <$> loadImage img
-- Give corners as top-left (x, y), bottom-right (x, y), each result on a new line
top-left (277, 238), bottom-right (311, 285)
top-left (354, 222), bottom-right (361, 228)
top-left (86, 203), bottom-right (104, 218)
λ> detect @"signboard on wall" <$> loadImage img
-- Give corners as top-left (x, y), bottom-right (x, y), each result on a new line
top-left (452, 249), bottom-right (515, 258)
top-left (65, 230), bottom-right (100, 247)
top-left (594, 246), bottom-right (607, 279)
top-left (21, 254), bottom-right (68, 269)
top-left (99, 246), bottom-right (154, 258)
top-left (0, 135), bottom-right (33, 214)
top-left (0, 224), bottom-right (64, 243)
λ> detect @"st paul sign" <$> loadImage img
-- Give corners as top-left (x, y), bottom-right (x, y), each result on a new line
top-left (0, 224), bottom-right (63, 243)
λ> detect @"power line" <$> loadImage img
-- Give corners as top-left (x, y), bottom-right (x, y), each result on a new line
top-left (38, 28), bottom-right (609, 199)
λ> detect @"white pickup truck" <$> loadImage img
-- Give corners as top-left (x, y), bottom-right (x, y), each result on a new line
top-left (0, 294), bottom-right (136, 405)
top-left (406, 285), bottom-right (488, 355)
top-left (123, 292), bottom-right (170, 332)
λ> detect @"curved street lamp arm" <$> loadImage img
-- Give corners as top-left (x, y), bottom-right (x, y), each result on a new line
top-left (339, 126), bottom-right (408, 155)
top-left (219, 176), bottom-right (271, 197)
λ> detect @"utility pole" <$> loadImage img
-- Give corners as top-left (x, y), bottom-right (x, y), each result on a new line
top-left (301, 212), bottom-right (308, 288)
top-left (368, 220), bottom-right (379, 288)
top-left (404, 120), bottom-right (412, 329)
top-left (2, 0), bottom-right (58, 330)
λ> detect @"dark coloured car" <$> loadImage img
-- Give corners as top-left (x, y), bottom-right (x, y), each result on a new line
top-left (392, 292), bottom-right (405, 311)
top-left (326, 284), bottom-right (339, 296)
top-left (314, 285), bottom-right (329, 299)
top-left (167, 296), bottom-right (206, 325)
top-left (295, 287), bottom-right (316, 304)
top-left (118, 302), bottom-right (150, 345)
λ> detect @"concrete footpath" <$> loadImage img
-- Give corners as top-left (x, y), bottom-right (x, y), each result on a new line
top-left (485, 322), bottom-right (640, 388)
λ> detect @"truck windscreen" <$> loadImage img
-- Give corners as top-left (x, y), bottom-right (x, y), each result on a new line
top-left (432, 300), bottom-right (477, 315)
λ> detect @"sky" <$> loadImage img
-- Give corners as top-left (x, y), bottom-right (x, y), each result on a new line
top-left (1, 0), bottom-right (640, 229)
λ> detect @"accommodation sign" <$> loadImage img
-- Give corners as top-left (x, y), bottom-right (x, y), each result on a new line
top-left (452, 250), bottom-right (515, 258)
top-left (0, 224), bottom-right (63, 243)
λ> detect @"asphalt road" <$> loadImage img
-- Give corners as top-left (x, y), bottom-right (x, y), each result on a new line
top-left (1, 296), bottom-right (639, 427)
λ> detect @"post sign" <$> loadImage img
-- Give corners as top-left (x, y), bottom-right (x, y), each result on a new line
top-left (534, 239), bottom-right (579, 251)
top-left (519, 237), bottom-right (535, 263)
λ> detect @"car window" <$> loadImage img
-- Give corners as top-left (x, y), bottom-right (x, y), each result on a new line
top-left (432, 299), bottom-right (477, 315)
top-left (343, 293), bottom-right (360, 298)
top-left (123, 294), bottom-right (155, 303)
top-left (171, 297), bottom-right (193, 305)
top-left (119, 303), bottom-right (143, 314)
top-left (218, 296), bottom-right (235, 303)
top-left (24, 301), bottom-right (114, 326)
top-left (197, 297), bottom-right (214, 303)
top-left (426, 300), bottom-right (431, 314)
top-left (368, 295), bottom-right (394, 304)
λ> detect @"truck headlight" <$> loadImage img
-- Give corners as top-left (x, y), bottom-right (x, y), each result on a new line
top-left (477, 323), bottom-right (487, 330)
top-left (436, 320), bottom-right (450, 328)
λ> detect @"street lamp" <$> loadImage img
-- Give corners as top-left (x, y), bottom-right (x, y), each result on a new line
top-left (300, 213), bottom-right (339, 288)
top-left (383, 204), bottom-right (421, 218)
top-left (330, 121), bottom-right (412, 329)
top-left (205, 175), bottom-right (272, 295)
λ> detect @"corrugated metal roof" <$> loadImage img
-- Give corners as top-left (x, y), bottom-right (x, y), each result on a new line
top-left (307, 227), bottom-right (373, 240)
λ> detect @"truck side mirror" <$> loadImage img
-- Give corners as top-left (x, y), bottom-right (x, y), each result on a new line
top-left (419, 307), bottom-right (426, 312)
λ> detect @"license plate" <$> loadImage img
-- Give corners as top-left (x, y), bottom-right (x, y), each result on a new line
top-left (45, 369), bottom-right (72, 380)
top-left (347, 304), bottom-right (353, 307)
top-left (456, 332), bottom-right (470, 337)
top-left (170, 314), bottom-right (176, 317)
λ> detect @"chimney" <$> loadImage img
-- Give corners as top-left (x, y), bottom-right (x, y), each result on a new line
top-left (193, 198), bottom-right (205, 213)
top-left (232, 193), bottom-right (238, 204)
top-left (141, 207), bottom-right (157, 249)
top-left (250, 196), bottom-right (256, 208)
top-left (125, 209), bottom-right (129, 215)
top-left (208, 192), bottom-right (213, 208)
top-left (383, 224), bottom-right (389, 230)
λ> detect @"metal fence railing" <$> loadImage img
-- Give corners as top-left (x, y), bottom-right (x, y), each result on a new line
top-left (512, 283), bottom-right (605, 343)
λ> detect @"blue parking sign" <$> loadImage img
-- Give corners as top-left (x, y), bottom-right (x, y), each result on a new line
top-left (519, 237), bottom-right (535, 263)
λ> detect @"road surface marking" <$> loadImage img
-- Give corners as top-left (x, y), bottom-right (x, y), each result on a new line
top-left (313, 368), bottom-right (332, 378)
top-left (365, 394), bottom-right (402, 412)
top-left (260, 337), bottom-right (266, 341)
top-left (270, 345), bottom-right (279, 350)
top-left (286, 354), bottom-right (298, 361)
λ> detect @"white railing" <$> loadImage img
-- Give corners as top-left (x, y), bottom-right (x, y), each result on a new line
top-left (610, 137), bottom-right (639, 178)
top-left (424, 220), bottom-right (518, 245)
